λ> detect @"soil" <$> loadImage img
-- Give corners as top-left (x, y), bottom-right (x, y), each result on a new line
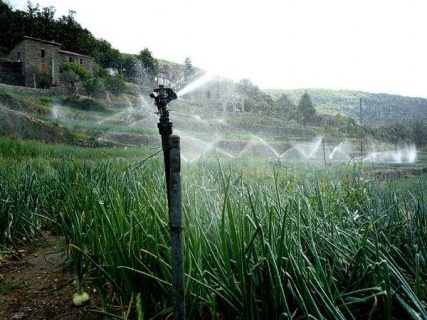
top-left (0, 234), bottom-right (102, 320)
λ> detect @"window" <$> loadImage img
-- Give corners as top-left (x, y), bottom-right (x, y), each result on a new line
top-left (41, 49), bottom-right (45, 58)
top-left (69, 57), bottom-right (73, 63)
top-left (80, 59), bottom-right (83, 64)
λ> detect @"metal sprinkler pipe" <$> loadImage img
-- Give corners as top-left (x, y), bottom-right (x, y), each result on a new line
top-left (150, 85), bottom-right (185, 320)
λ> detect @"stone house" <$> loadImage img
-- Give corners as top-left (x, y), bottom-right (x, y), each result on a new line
top-left (8, 36), bottom-right (94, 87)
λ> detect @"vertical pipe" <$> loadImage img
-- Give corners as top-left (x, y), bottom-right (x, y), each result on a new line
top-left (51, 57), bottom-right (55, 85)
top-left (360, 97), bottom-right (363, 156)
top-left (169, 135), bottom-right (185, 320)
top-left (322, 139), bottom-right (327, 167)
top-left (162, 134), bottom-right (171, 200)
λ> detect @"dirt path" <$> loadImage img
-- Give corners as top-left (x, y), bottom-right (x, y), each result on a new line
top-left (0, 235), bottom-right (100, 320)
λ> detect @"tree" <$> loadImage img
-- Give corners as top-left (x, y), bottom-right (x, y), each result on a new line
top-left (59, 70), bottom-right (79, 87)
top-left (184, 57), bottom-right (194, 77)
top-left (104, 74), bottom-right (126, 94)
top-left (60, 62), bottom-right (90, 80)
top-left (137, 48), bottom-right (158, 84)
top-left (297, 92), bottom-right (316, 124)
top-left (236, 79), bottom-right (276, 114)
top-left (122, 55), bottom-right (143, 84)
top-left (411, 121), bottom-right (427, 147)
top-left (377, 123), bottom-right (411, 145)
top-left (92, 39), bottom-right (122, 69)
top-left (82, 77), bottom-right (103, 97)
top-left (276, 94), bottom-right (296, 120)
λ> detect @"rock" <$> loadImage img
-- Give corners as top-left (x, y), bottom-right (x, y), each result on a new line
top-left (11, 312), bottom-right (25, 319)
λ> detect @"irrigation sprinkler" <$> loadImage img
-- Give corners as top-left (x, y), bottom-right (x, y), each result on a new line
top-left (150, 85), bottom-right (185, 320)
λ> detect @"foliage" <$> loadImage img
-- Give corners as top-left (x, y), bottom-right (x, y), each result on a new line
top-left (297, 92), bottom-right (316, 124)
top-left (184, 57), bottom-right (194, 77)
top-left (121, 54), bottom-right (143, 84)
top-left (268, 88), bottom-right (427, 126)
top-left (35, 71), bottom-right (51, 89)
top-left (378, 123), bottom-right (412, 145)
top-left (59, 62), bottom-right (90, 80)
top-left (103, 74), bottom-right (126, 94)
top-left (93, 64), bottom-right (108, 78)
top-left (92, 39), bottom-right (122, 69)
top-left (375, 121), bottom-right (427, 147)
top-left (0, 143), bottom-right (426, 319)
top-left (82, 77), bottom-right (103, 97)
top-left (136, 48), bottom-right (158, 84)
top-left (0, 1), bottom-right (123, 69)
top-left (61, 95), bottom-right (106, 112)
top-left (276, 94), bottom-right (297, 120)
top-left (411, 121), bottom-right (427, 147)
top-left (59, 70), bottom-right (80, 87)
top-left (326, 113), bottom-right (358, 134)
top-left (236, 79), bottom-right (278, 115)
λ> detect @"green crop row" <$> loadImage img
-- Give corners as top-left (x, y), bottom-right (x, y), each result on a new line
top-left (0, 140), bottom-right (426, 319)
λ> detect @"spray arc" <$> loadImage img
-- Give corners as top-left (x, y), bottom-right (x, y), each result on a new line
top-left (150, 85), bottom-right (185, 320)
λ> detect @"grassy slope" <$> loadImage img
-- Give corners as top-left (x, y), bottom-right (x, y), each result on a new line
top-left (267, 88), bottom-right (427, 126)
top-left (0, 83), bottom-right (160, 146)
top-left (2, 81), bottom-right (426, 150)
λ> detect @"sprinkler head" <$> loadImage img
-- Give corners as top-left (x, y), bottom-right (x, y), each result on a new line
top-left (150, 85), bottom-right (177, 111)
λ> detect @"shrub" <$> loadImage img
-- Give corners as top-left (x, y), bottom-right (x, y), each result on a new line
top-left (60, 62), bottom-right (90, 80)
top-left (60, 70), bottom-right (80, 87)
top-left (82, 77), bottom-right (104, 97)
top-left (36, 71), bottom-right (51, 89)
top-left (104, 74), bottom-right (126, 94)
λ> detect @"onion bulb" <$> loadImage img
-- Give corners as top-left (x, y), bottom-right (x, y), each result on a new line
top-left (73, 291), bottom-right (90, 306)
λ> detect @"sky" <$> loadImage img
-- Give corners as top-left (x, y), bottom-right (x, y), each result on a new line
top-left (8, 0), bottom-right (427, 98)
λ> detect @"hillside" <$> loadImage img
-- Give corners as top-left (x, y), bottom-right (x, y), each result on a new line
top-left (267, 88), bottom-right (427, 126)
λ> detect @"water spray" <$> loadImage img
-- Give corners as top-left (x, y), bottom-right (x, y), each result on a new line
top-left (150, 85), bottom-right (185, 320)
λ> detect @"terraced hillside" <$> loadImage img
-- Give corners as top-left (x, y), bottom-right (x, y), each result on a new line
top-left (268, 88), bottom-right (427, 126)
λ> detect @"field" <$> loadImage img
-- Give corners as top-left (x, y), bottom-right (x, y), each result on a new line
top-left (0, 82), bottom-right (426, 319)
top-left (0, 137), bottom-right (426, 319)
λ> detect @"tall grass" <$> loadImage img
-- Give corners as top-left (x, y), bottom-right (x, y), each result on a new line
top-left (0, 139), bottom-right (426, 319)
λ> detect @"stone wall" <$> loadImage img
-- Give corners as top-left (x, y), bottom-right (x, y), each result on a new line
top-left (59, 50), bottom-right (94, 75)
top-left (9, 38), bottom-right (61, 87)
top-left (8, 37), bottom-right (94, 87)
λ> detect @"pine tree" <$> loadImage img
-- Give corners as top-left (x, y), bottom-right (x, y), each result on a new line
top-left (297, 92), bottom-right (316, 124)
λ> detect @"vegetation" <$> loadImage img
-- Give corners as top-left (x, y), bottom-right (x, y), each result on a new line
top-left (0, 1), bottom-right (120, 68)
top-left (268, 88), bottom-right (427, 127)
top-left (103, 73), bottom-right (127, 94)
top-left (0, 137), bottom-right (426, 319)
top-left (0, 3), bottom-right (426, 318)
top-left (136, 48), bottom-right (158, 84)
top-left (0, 1), bottom-right (161, 87)
top-left (236, 79), bottom-right (278, 115)
top-left (296, 92), bottom-right (316, 124)
top-left (35, 70), bottom-right (50, 89)
top-left (59, 62), bottom-right (90, 81)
